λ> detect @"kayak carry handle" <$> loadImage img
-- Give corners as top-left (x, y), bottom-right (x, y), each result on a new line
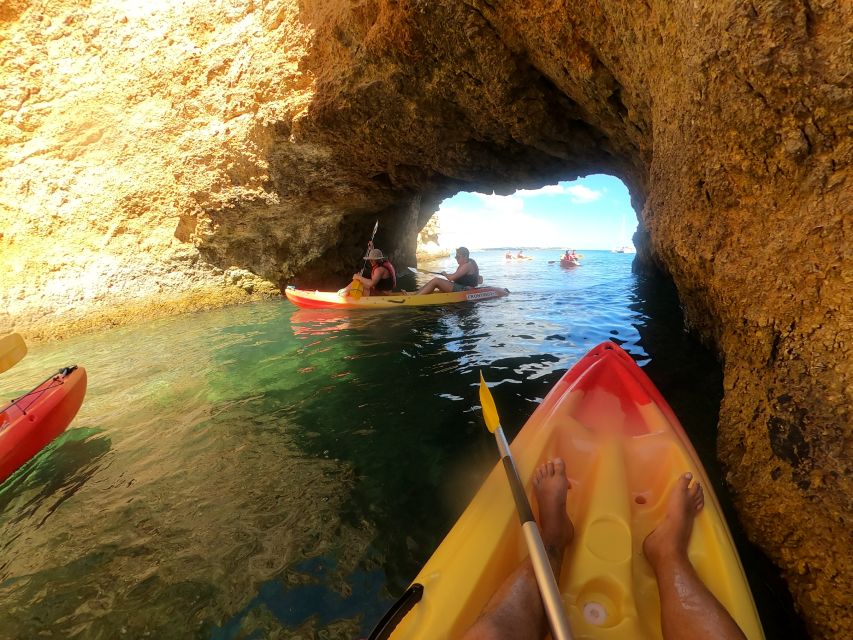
top-left (367, 583), bottom-right (424, 640)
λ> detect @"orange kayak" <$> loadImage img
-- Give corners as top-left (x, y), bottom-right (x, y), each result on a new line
top-left (371, 342), bottom-right (763, 639)
top-left (0, 366), bottom-right (87, 483)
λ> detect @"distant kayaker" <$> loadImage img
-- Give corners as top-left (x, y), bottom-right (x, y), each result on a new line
top-left (516, 249), bottom-right (525, 259)
top-left (461, 460), bottom-right (747, 640)
top-left (337, 245), bottom-right (397, 297)
top-left (413, 246), bottom-right (479, 295)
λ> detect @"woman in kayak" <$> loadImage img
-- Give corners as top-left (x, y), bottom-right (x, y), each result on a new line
top-left (412, 246), bottom-right (479, 295)
top-left (462, 460), bottom-right (747, 640)
top-left (337, 246), bottom-right (397, 297)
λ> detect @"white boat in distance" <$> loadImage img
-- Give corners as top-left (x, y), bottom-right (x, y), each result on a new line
top-left (613, 215), bottom-right (637, 253)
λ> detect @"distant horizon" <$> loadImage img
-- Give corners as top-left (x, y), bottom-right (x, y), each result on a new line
top-left (433, 174), bottom-right (638, 251)
top-left (478, 247), bottom-right (622, 252)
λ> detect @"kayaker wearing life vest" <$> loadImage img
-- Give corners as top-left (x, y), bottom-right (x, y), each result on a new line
top-left (337, 246), bottom-right (397, 297)
top-left (413, 246), bottom-right (479, 295)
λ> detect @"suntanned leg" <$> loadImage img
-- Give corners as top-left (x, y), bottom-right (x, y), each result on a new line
top-left (462, 459), bottom-right (572, 640)
top-left (416, 277), bottom-right (455, 295)
top-left (643, 473), bottom-right (747, 640)
top-left (414, 276), bottom-right (439, 294)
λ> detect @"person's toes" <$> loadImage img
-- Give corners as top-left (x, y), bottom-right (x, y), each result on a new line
top-left (691, 482), bottom-right (705, 512)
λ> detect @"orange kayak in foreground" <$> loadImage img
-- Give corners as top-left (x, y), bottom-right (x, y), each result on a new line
top-left (371, 342), bottom-right (763, 639)
top-left (284, 286), bottom-right (509, 309)
top-left (0, 366), bottom-right (87, 484)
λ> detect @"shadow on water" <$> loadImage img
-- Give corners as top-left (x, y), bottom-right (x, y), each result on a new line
top-left (630, 270), bottom-right (809, 640)
top-left (0, 252), bottom-right (807, 639)
top-left (0, 428), bottom-right (111, 525)
top-left (207, 306), bottom-right (506, 637)
top-left (0, 428), bottom-right (111, 583)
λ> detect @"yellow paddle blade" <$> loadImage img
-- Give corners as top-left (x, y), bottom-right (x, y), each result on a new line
top-left (0, 332), bottom-right (27, 374)
top-left (478, 371), bottom-right (500, 433)
top-left (350, 279), bottom-right (363, 300)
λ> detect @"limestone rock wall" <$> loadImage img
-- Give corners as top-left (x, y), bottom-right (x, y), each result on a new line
top-left (1, 1), bottom-right (850, 636)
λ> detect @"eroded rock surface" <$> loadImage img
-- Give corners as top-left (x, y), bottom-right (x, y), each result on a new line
top-left (1, 0), bottom-right (849, 635)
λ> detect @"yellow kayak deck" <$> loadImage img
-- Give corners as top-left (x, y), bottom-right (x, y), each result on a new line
top-left (385, 342), bottom-right (763, 639)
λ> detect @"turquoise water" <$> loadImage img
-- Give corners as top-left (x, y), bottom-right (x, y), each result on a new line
top-left (0, 250), bottom-right (803, 638)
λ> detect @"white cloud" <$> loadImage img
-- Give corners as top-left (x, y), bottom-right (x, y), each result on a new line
top-left (563, 185), bottom-right (602, 203)
top-left (436, 194), bottom-right (559, 249)
top-left (511, 183), bottom-right (602, 203)
top-left (472, 192), bottom-right (525, 214)
top-left (431, 177), bottom-right (626, 249)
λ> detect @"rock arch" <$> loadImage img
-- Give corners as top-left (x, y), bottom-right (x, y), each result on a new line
top-left (0, 1), bottom-right (849, 636)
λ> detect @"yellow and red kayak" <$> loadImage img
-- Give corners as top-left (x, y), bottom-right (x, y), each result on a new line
top-left (0, 366), bottom-right (87, 484)
top-left (373, 342), bottom-right (763, 639)
top-left (284, 286), bottom-right (509, 309)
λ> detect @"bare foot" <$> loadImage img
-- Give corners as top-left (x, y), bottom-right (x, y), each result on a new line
top-left (532, 458), bottom-right (573, 552)
top-left (643, 472), bottom-right (705, 570)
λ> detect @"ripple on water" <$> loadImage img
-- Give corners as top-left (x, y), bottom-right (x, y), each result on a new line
top-left (0, 250), bottom-right (800, 638)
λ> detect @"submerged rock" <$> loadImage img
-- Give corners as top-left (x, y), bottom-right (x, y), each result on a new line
top-left (0, 1), bottom-right (849, 635)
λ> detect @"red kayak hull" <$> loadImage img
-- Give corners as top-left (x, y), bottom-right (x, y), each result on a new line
top-left (0, 367), bottom-right (87, 483)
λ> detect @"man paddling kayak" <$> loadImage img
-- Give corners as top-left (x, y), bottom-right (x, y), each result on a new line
top-left (412, 246), bottom-right (479, 295)
top-left (337, 245), bottom-right (397, 297)
top-left (461, 460), bottom-right (748, 640)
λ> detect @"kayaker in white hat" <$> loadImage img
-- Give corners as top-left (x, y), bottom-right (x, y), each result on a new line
top-left (337, 243), bottom-right (397, 297)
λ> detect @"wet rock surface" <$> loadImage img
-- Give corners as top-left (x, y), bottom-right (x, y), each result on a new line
top-left (1, 1), bottom-right (849, 635)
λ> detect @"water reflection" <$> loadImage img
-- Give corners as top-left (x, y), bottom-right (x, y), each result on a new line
top-left (0, 428), bottom-right (111, 528)
top-left (0, 250), bottom-right (805, 638)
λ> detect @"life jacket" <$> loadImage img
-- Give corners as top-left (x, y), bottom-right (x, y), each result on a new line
top-left (371, 260), bottom-right (396, 292)
top-left (455, 259), bottom-right (479, 288)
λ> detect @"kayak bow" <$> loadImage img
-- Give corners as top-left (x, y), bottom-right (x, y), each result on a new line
top-left (0, 366), bottom-right (88, 484)
top-left (373, 342), bottom-right (763, 639)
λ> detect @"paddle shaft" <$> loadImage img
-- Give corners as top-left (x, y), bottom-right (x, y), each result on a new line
top-left (351, 220), bottom-right (380, 298)
top-left (360, 220), bottom-right (380, 274)
top-left (493, 427), bottom-right (574, 640)
top-left (407, 266), bottom-right (445, 276)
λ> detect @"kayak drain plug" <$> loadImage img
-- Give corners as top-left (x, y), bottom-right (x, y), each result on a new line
top-left (583, 601), bottom-right (608, 625)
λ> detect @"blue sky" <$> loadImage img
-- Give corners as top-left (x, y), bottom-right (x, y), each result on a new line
top-left (433, 174), bottom-right (638, 250)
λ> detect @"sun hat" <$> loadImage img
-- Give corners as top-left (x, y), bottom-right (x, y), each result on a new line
top-left (363, 248), bottom-right (387, 260)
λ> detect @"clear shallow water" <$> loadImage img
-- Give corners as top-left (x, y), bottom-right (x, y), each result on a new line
top-left (0, 250), bottom-right (804, 638)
